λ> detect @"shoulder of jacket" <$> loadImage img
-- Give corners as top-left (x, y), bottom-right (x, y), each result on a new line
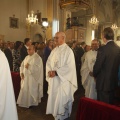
top-left (98, 45), bottom-right (105, 51)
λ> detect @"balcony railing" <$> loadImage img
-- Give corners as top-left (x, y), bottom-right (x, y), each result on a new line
top-left (59, 0), bottom-right (90, 10)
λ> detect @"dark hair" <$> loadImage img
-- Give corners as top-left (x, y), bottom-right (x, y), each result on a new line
top-left (41, 42), bottom-right (45, 45)
top-left (14, 41), bottom-right (21, 50)
top-left (24, 38), bottom-right (30, 44)
top-left (32, 42), bottom-right (36, 46)
top-left (103, 27), bottom-right (114, 40)
top-left (73, 40), bottom-right (77, 44)
top-left (71, 40), bottom-right (77, 46)
top-left (80, 42), bottom-right (86, 46)
top-left (46, 39), bottom-right (52, 46)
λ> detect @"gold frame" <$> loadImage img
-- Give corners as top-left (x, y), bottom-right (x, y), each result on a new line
top-left (9, 17), bottom-right (19, 28)
top-left (117, 36), bottom-right (120, 41)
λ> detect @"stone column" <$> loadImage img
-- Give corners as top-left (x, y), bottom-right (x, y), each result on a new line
top-left (115, 28), bottom-right (120, 46)
top-left (46, 0), bottom-right (53, 39)
top-left (85, 15), bottom-right (92, 45)
top-left (26, 0), bottom-right (32, 38)
top-left (26, 24), bottom-right (31, 38)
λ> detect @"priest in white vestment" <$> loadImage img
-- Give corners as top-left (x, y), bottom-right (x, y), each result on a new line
top-left (81, 39), bottom-right (99, 99)
top-left (46, 32), bottom-right (78, 120)
top-left (17, 45), bottom-right (43, 108)
top-left (0, 40), bottom-right (18, 120)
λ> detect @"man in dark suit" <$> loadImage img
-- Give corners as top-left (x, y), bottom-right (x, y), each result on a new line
top-left (75, 42), bottom-right (86, 89)
top-left (4, 42), bottom-right (13, 71)
top-left (20, 38), bottom-right (31, 61)
top-left (93, 27), bottom-right (120, 104)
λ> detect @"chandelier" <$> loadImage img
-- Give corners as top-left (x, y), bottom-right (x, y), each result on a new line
top-left (26, 11), bottom-right (38, 25)
top-left (89, 15), bottom-right (99, 25)
top-left (89, 4), bottom-right (99, 29)
top-left (111, 23), bottom-right (118, 31)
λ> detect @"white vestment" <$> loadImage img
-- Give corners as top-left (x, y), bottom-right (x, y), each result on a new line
top-left (46, 43), bottom-right (77, 120)
top-left (17, 53), bottom-right (43, 108)
top-left (81, 50), bottom-right (97, 99)
top-left (0, 50), bottom-right (18, 120)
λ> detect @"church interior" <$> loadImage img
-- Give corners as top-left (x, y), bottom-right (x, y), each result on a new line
top-left (1, 0), bottom-right (120, 120)
top-left (1, 0), bottom-right (120, 45)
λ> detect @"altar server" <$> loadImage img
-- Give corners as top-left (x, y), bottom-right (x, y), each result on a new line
top-left (81, 39), bottom-right (99, 99)
top-left (17, 45), bottom-right (43, 108)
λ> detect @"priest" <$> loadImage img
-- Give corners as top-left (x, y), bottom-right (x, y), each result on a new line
top-left (46, 32), bottom-right (77, 120)
top-left (17, 45), bottom-right (43, 108)
top-left (81, 39), bottom-right (99, 99)
top-left (0, 40), bottom-right (18, 120)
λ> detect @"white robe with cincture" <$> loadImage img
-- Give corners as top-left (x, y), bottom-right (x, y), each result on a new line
top-left (46, 43), bottom-right (77, 120)
top-left (81, 50), bottom-right (97, 99)
top-left (0, 50), bottom-right (18, 120)
top-left (17, 53), bottom-right (43, 108)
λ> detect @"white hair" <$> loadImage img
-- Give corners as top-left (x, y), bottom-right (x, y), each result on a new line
top-left (56, 32), bottom-right (66, 41)
top-left (61, 32), bottom-right (66, 41)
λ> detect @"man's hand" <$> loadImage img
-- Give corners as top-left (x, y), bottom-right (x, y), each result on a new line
top-left (48, 71), bottom-right (56, 78)
top-left (21, 73), bottom-right (24, 79)
top-left (25, 63), bottom-right (29, 69)
top-left (48, 71), bottom-right (52, 77)
top-left (89, 72), bottom-right (93, 77)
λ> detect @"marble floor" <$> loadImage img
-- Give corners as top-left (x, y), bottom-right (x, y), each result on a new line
top-left (17, 86), bottom-right (85, 120)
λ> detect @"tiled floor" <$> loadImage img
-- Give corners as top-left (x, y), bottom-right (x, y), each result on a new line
top-left (17, 86), bottom-right (85, 120)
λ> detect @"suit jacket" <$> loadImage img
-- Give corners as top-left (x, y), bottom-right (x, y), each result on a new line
top-left (76, 47), bottom-right (85, 69)
top-left (4, 48), bottom-right (13, 71)
top-left (93, 41), bottom-right (120, 91)
top-left (20, 46), bottom-right (28, 61)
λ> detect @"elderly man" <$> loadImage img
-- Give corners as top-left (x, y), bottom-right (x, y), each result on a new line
top-left (46, 32), bottom-right (77, 120)
top-left (0, 40), bottom-right (18, 120)
top-left (81, 39), bottom-right (99, 99)
top-left (17, 45), bottom-right (43, 108)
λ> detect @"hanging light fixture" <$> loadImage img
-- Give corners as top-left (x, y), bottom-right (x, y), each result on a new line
top-left (89, 15), bottom-right (99, 26)
top-left (111, 23), bottom-right (118, 31)
top-left (26, 11), bottom-right (38, 25)
top-left (89, 6), bottom-right (99, 29)
top-left (42, 18), bottom-right (49, 27)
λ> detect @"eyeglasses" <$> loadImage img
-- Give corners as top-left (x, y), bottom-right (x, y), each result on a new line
top-left (54, 37), bottom-right (59, 40)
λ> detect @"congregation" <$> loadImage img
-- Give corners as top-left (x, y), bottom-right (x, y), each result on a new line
top-left (0, 27), bottom-right (120, 120)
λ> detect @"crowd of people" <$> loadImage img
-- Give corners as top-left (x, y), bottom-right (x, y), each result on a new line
top-left (0, 27), bottom-right (120, 120)
top-left (0, 38), bottom-right (56, 72)
top-left (80, 27), bottom-right (120, 105)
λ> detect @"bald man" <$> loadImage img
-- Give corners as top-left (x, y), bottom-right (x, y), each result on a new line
top-left (81, 39), bottom-right (99, 99)
top-left (17, 45), bottom-right (43, 108)
top-left (0, 40), bottom-right (18, 120)
top-left (46, 32), bottom-right (77, 120)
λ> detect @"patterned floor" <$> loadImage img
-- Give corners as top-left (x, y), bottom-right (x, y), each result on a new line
top-left (17, 86), bottom-right (85, 120)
